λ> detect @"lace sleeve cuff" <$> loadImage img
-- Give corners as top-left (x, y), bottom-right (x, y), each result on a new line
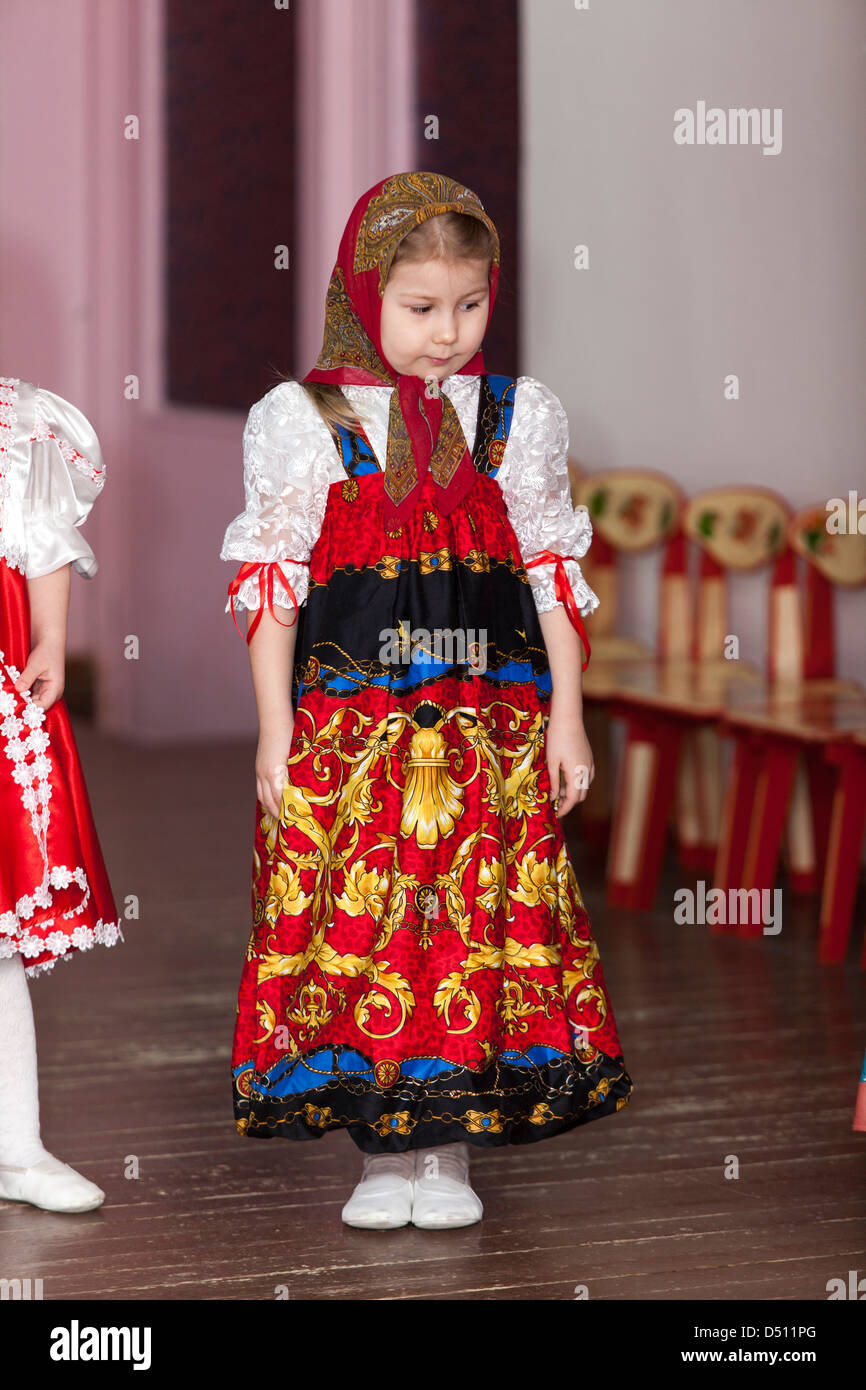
top-left (529, 556), bottom-right (600, 618)
top-left (497, 376), bottom-right (601, 620)
top-left (224, 559), bottom-right (310, 615)
top-left (220, 383), bottom-right (332, 634)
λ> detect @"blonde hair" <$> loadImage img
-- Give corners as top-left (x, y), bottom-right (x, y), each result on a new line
top-left (271, 211), bottom-right (496, 437)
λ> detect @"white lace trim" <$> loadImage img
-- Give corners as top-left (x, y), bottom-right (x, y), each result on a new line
top-left (0, 648), bottom-right (98, 942)
top-left (1, 918), bottom-right (125, 979)
top-left (0, 649), bottom-right (123, 972)
top-left (226, 561), bottom-right (311, 616)
top-left (32, 389), bottom-right (105, 489)
top-left (0, 375), bottom-right (17, 474)
top-left (531, 557), bottom-right (601, 616)
top-left (0, 377), bottom-right (26, 573)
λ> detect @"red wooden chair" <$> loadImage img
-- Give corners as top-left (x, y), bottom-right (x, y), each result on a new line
top-left (570, 469), bottom-right (684, 848)
top-left (782, 502), bottom-right (866, 892)
top-left (712, 503), bottom-right (866, 952)
top-left (602, 486), bottom-right (789, 910)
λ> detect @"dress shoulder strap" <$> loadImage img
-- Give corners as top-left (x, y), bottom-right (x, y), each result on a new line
top-left (328, 375), bottom-right (518, 479)
top-left (330, 418), bottom-right (381, 478)
top-left (472, 373), bottom-right (517, 477)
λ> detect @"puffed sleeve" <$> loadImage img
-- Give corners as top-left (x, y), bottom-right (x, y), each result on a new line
top-left (23, 387), bottom-right (106, 580)
top-left (496, 375), bottom-right (600, 621)
top-left (220, 381), bottom-right (334, 634)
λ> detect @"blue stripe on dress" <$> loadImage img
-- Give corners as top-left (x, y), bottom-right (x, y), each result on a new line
top-left (241, 1041), bottom-right (573, 1098)
top-left (314, 657), bottom-right (551, 697)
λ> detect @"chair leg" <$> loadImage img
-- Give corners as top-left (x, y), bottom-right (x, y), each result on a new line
top-left (818, 744), bottom-right (866, 965)
top-left (782, 743), bottom-right (838, 894)
top-left (578, 703), bottom-right (611, 850)
top-left (783, 755), bottom-right (817, 894)
top-left (739, 739), bottom-right (799, 938)
top-left (674, 728), bottom-right (718, 872)
top-left (714, 729), bottom-right (761, 906)
top-left (695, 724), bottom-right (723, 869)
top-left (674, 730), bottom-right (702, 867)
top-left (805, 744), bottom-right (837, 884)
top-left (607, 708), bottom-right (685, 911)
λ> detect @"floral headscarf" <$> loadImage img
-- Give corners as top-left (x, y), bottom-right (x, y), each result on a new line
top-left (303, 171), bottom-right (501, 525)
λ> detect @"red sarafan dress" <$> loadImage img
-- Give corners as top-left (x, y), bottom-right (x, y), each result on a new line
top-left (0, 376), bottom-right (121, 979)
top-left (222, 372), bottom-right (634, 1153)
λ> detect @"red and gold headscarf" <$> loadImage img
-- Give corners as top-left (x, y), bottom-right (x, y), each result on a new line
top-left (303, 171), bottom-right (501, 525)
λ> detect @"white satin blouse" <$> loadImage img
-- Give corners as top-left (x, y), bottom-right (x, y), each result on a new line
top-left (221, 373), bottom-right (600, 620)
top-left (0, 376), bottom-right (104, 580)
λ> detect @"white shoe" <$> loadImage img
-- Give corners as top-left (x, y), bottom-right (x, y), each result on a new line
top-left (341, 1152), bottom-right (415, 1229)
top-left (411, 1142), bottom-right (483, 1229)
top-left (0, 1156), bottom-right (105, 1213)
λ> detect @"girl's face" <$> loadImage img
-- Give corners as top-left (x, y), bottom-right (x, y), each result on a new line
top-left (379, 255), bottom-right (491, 380)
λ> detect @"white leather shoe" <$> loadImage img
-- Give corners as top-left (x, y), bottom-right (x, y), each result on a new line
top-left (411, 1142), bottom-right (483, 1229)
top-left (0, 1156), bottom-right (105, 1213)
top-left (341, 1152), bottom-right (415, 1229)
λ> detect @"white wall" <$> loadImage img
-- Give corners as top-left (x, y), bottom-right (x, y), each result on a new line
top-left (520, 0), bottom-right (866, 679)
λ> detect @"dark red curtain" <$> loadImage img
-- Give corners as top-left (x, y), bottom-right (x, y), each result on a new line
top-left (164, 3), bottom-right (519, 409)
top-left (413, 0), bottom-right (521, 376)
top-left (165, 2), bottom-right (296, 411)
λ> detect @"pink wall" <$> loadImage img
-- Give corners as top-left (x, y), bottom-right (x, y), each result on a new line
top-left (0, 0), bottom-right (414, 742)
top-left (0, 1), bottom-right (96, 657)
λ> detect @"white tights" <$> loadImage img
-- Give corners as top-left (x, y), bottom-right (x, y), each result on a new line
top-left (0, 955), bottom-right (52, 1168)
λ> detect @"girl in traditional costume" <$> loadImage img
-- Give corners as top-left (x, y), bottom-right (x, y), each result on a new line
top-left (0, 376), bottom-right (121, 1213)
top-left (221, 172), bottom-right (633, 1229)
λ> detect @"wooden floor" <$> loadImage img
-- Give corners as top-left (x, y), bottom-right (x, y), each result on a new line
top-left (1, 719), bottom-right (864, 1302)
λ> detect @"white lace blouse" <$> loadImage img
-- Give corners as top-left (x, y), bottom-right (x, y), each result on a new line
top-left (220, 373), bottom-right (599, 621)
top-left (0, 376), bottom-right (104, 580)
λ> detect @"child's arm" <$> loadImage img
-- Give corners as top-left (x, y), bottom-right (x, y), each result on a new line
top-left (495, 376), bottom-right (600, 819)
top-left (221, 383), bottom-right (334, 817)
top-left (538, 604), bottom-right (594, 818)
top-left (13, 564), bottom-right (71, 710)
top-left (247, 605), bottom-right (298, 818)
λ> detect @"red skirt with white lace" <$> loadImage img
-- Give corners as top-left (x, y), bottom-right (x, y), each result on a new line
top-left (0, 556), bottom-right (122, 978)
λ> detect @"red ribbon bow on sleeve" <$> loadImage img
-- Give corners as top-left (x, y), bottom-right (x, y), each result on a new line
top-left (523, 551), bottom-right (591, 672)
top-left (227, 560), bottom-right (306, 645)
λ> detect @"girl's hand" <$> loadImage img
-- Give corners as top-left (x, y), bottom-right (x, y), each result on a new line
top-left (13, 641), bottom-right (66, 711)
top-left (255, 721), bottom-right (295, 819)
top-left (545, 711), bottom-right (594, 818)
